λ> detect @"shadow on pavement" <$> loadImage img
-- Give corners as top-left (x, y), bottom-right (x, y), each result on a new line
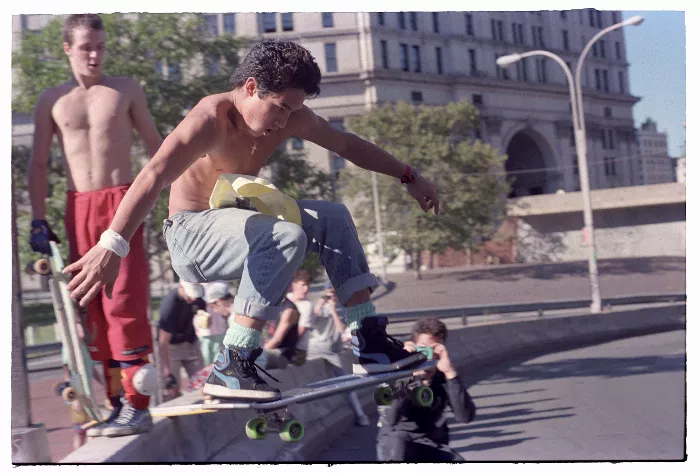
top-left (476, 353), bottom-right (686, 385)
top-left (455, 437), bottom-right (539, 453)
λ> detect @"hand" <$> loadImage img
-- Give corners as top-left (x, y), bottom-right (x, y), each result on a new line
top-left (406, 174), bottom-right (440, 215)
top-left (433, 344), bottom-right (457, 379)
top-left (29, 219), bottom-right (60, 255)
top-left (403, 341), bottom-right (417, 352)
top-left (163, 374), bottom-right (177, 389)
top-left (63, 245), bottom-right (121, 307)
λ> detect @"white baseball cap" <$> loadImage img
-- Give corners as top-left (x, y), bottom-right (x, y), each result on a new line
top-left (180, 281), bottom-right (204, 299)
top-left (204, 281), bottom-right (231, 303)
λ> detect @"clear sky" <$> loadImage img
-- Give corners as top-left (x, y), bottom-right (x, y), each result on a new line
top-left (622, 10), bottom-right (686, 158)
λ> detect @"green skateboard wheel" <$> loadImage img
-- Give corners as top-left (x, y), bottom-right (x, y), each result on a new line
top-left (374, 385), bottom-right (393, 406)
top-left (411, 385), bottom-right (434, 407)
top-left (245, 417), bottom-right (268, 440)
top-left (279, 419), bottom-right (304, 442)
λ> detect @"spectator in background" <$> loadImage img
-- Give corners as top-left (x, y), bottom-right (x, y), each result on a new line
top-left (158, 281), bottom-right (206, 400)
top-left (308, 282), bottom-right (370, 426)
top-left (197, 282), bottom-right (233, 365)
top-left (259, 270), bottom-right (312, 369)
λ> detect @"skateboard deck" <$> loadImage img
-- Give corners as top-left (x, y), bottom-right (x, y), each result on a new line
top-left (30, 242), bottom-right (102, 422)
top-left (150, 359), bottom-right (438, 442)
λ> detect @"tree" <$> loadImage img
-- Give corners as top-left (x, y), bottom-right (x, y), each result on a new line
top-left (339, 101), bottom-right (510, 279)
top-left (13, 14), bottom-right (249, 282)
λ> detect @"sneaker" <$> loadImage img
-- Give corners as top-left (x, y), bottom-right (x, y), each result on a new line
top-left (351, 316), bottom-right (426, 374)
top-left (101, 402), bottom-right (153, 437)
top-left (202, 347), bottom-right (281, 401)
top-left (85, 402), bottom-right (123, 438)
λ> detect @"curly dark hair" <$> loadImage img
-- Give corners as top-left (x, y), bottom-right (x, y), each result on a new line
top-left (412, 317), bottom-right (448, 343)
top-left (229, 39), bottom-right (322, 98)
top-left (63, 14), bottom-right (103, 45)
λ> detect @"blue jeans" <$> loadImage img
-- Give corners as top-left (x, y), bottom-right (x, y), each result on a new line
top-left (162, 200), bottom-right (379, 322)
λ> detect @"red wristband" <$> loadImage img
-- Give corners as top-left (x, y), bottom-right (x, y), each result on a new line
top-left (400, 165), bottom-right (417, 184)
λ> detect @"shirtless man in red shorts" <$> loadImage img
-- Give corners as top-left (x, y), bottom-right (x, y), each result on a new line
top-left (27, 14), bottom-right (163, 437)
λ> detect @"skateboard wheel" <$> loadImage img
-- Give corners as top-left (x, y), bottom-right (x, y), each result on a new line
top-left (53, 381), bottom-right (70, 397)
top-left (245, 417), bottom-right (268, 440)
top-left (411, 386), bottom-right (434, 407)
top-left (279, 419), bottom-right (304, 442)
top-left (373, 385), bottom-right (393, 406)
top-left (33, 259), bottom-right (51, 275)
top-left (62, 386), bottom-right (77, 403)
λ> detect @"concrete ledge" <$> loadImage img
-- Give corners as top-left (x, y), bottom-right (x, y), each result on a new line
top-left (12, 424), bottom-right (51, 464)
top-left (61, 302), bottom-right (685, 463)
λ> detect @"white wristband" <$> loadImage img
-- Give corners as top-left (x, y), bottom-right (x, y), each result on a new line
top-left (98, 229), bottom-right (130, 258)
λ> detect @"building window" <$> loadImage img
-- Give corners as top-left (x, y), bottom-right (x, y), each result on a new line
top-left (608, 129), bottom-right (615, 149)
top-left (432, 12), bottom-right (440, 33)
top-left (203, 14), bottom-right (218, 36)
top-left (560, 11), bottom-right (567, 19)
top-left (604, 107), bottom-right (612, 117)
top-left (411, 91), bottom-right (423, 103)
top-left (604, 157), bottom-right (617, 176)
top-left (472, 93), bottom-right (483, 105)
top-left (491, 19), bottom-right (504, 41)
top-left (325, 43), bottom-right (337, 73)
top-left (597, 10), bottom-right (603, 28)
top-left (281, 13), bottom-right (294, 31)
top-left (378, 12), bottom-right (385, 26)
top-left (615, 41), bottom-right (621, 60)
top-left (562, 30), bottom-right (569, 50)
top-left (602, 69), bottom-right (609, 92)
top-left (205, 54), bottom-right (220, 75)
top-left (569, 126), bottom-right (575, 146)
top-left (592, 43), bottom-right (598, 57)
top-left (322, 12), bottom-right (334, 28)
top-left (522, 57), bottom-right (529, 81)
top-left (262, 13), bottom-right (276, 33)
top-left (411, 45), bottom-right (421, 72)
top-left (619, 70), bottom-right (625, 94)
top-left (589, 9), bottom-right (596, 27)
top-left (223, 13), bottom-right (235, 33)
top-left (600, 40), bottom-right (606, 58)
top-left (436, 46), bottom-right (443, 75)
top-left (410, 12), bottom-right (418, 31)
top-left (400, 43), bottom-right (409, 71)
top-left (538, 27), bottom-right (545, 48)
top-left (496, 54), bottom-right (509, 80)
top-left (380, 40), bottom-right (389, 69)
top-left (536, 58), bottom-right (547, 84)
top-left (469, 48), bottom-right (477, 75)
top-left (291, 136), bottom-right (304, 150)
top-left (573, 156), bottom-right (579, 175)
top-left (398, 12), bottom-right (406, 30)
top-left (465, 13), bottom-right (473, 35)
top-left (167, 62), bottom-right (181, 81)
top-left (595, 68), bottom-right (601, 90)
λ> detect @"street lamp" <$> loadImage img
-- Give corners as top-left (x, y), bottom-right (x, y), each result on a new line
top-left (497, 15), bottom-right (643, 314)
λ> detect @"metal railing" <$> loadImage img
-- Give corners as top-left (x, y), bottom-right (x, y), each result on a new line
top-left (24, 293), bottom-right (685, 357)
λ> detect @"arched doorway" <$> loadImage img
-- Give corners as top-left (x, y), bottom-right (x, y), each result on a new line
top-left (505, 131), bottom-right (549, 198)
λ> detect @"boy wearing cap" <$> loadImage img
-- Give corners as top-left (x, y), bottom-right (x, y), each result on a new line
top-left (157, 281), bottom-right (206, 399)
top-left (199, 282), bottom-right (234, 365)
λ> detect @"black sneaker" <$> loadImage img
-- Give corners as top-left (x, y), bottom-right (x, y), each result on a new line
top-left (202, 346), bottom-right (281, 401)
top-left (351, 316), bottom-right (426, 374)
top-left (101, 401), bottom-right (153, 437)
top-left (86, 399), bottom-right (123, 438)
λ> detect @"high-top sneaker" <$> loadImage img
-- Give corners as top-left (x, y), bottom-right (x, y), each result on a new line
top-left (202, 346), bottom-right (281, 400)
top-left (101, 401), bottom-right (153, 437)
top-left (351, 316), bottom-right (426, 374)
top-left (86, 400), bottom-right (123, 438)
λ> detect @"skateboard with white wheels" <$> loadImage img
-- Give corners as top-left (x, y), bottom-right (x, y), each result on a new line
top-left (29, 242), bottom-right (102, 422)
top-left (150, 358), bottom-right (439, 443)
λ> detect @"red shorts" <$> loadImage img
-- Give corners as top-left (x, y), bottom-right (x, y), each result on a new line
top-left (65, 184), bottom-right (152, 362)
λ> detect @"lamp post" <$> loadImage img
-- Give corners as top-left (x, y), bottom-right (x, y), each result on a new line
top-left (497, 15), bottom-right (643, 314)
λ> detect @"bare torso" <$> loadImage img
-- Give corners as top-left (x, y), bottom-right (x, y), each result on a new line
top-left (168, 93), bottom-right (296, 216)
top-left (49, 76), bottom-right (139, 192)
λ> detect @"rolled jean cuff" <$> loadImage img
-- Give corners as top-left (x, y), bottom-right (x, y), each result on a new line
top-left (232, 296), bottom-right (282, 321)
top-left (336, 273), bottom-right (381, 306)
